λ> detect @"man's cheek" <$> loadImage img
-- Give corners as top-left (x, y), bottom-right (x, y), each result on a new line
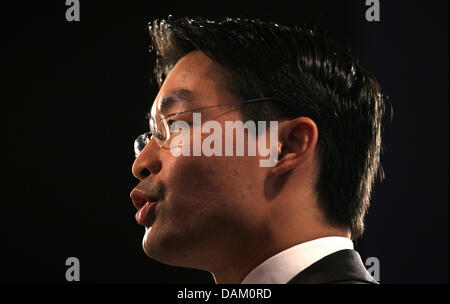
top-left (168, 154), bottom-right (225, 187)
top-left (162, 157), bottom-right (212, 211)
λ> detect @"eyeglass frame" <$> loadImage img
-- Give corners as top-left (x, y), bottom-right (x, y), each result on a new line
top-left (134, 97), bottom-right (282, 157)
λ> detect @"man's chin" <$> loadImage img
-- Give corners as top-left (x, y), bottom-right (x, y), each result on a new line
top-left (141, 226), bottom-right (198, 268)
top-left (142, 226), bottom-right (155, 258)
top-left (142, 226), bottom-right (173, 264)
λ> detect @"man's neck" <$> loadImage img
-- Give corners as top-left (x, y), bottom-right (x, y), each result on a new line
top-left (211, 235), bottom-right (281, 284)
top-left (210, 227), bottom-right (350, 284)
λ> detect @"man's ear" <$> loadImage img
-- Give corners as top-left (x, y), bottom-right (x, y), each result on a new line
top-left (268, 117), bottom-right (318, 178)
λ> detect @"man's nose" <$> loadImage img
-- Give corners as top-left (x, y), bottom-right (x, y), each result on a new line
top-left (132, 140), bottom-right (162, 180)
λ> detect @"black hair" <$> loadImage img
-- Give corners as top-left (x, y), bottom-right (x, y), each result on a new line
top-left (148, 16), bottom-right (386, 240)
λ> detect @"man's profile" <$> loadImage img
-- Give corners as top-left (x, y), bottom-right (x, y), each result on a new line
top-left (130, 16), bottom-right (384, 284)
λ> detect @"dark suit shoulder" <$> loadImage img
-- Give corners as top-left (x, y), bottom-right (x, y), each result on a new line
top-left (287, 249), bottom-right (378, 284)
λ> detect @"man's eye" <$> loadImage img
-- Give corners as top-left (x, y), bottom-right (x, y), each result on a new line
top-left (168, 119), bottom-right (192, 128)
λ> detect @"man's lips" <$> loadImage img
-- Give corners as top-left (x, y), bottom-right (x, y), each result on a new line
top-left (135, 201), bottom-right (156, 226)
top-left (130, 188), bottom-right (161, 227)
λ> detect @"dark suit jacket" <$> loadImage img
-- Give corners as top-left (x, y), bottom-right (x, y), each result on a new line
top-left (287, 249), bottom-right (378, 284)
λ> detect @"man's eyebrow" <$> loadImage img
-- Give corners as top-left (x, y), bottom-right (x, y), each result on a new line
top-left (150, 89), bottom-right (195, 115)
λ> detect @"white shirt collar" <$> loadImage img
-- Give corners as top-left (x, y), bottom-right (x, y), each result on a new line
top-left (240, 236), bottom-right (354, 284)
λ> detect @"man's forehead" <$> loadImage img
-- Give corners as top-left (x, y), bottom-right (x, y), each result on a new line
top-left (151, 88), bottom-right (196, 116)
top-left (164, 51), bottom-right (222, 88)
top-left (151, 51), bottom-right (227, 115)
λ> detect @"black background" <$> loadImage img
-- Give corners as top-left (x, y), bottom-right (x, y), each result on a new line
top-left (2, 0), bottom-right (448, 283)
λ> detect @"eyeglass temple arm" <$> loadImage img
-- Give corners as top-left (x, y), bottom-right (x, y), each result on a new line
top-left (164, 97), bottom-right (283, 119)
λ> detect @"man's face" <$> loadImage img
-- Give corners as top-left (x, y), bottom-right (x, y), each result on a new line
top-left (131, 51), bottom-right (270, 269)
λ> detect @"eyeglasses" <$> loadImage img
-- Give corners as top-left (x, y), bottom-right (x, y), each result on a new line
top-left (134, 97), bottom-right (279, 157)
